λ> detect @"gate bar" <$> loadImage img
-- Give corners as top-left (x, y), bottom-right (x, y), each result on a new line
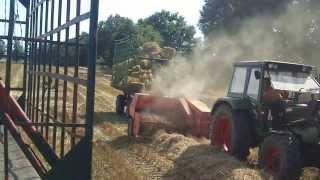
top-left (2, 114), bottom-right (46, 178)
top-left (3, 0), bottom-right (16, 179)
top-left (0, 19), bottom-right (26, 24)
top-left (0, 82), bottom-right (59, 167)
top-left (22, 6), bottom-right (30, 111)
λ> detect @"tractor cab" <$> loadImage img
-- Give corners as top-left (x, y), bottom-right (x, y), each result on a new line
top-left (228, 61), bottom-right (320, 131)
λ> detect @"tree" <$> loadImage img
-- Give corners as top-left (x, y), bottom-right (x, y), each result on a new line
top-left (0, 40), bottom-right (5, 55)
top-left (199, 0), bottom-right (320, 66)
top-left (97, 15), bottom-right (136, 66)
top-left (139, 10), bottom-right (196, 53)
top-left (134, 23), bottom-right (163, 48)
top-left (12, 40), bottom-right (23, 60)
top-left (97, 15), bottom-right (166, 66)
top-left (78, 32), bottom-right (90, 66)
top-left (199, 0), bottom-right (289, 35)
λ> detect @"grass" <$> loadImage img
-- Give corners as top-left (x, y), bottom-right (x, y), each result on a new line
top-left (0, 62), bottom-right (24, 89)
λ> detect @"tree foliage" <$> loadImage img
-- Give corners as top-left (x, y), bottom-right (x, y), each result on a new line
top-left (140, 10), bottom-right (196, 53)
top-left (12, 40), bottom-right (24, 60)
top-left (96, 12), bottom-right (196, 66)
top-left (199, 0), bottom-right (320, 66)
top-left (0, 40), bottom-right (5, 55)
top-left (199, 0), bottom-right (289, 35)
top-left (97, 15), bottom-right (136, 66)
top-left (97, 14), bottom-right (180, 66)
top-left (78, 32), bottom-right (90, 66)
top-left (135, 23), bottom-right (163, 48)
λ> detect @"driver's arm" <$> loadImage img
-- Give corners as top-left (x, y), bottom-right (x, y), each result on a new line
top-left (263, 88), bottom-right (283, 103)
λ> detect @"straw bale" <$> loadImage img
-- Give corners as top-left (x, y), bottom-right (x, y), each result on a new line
top-left (129, 71), bottom-right (140, 78)
top-left (160, 47), bottom-right (176, 59)
top-left (129, 65), bottom-right (141, 73)
top-left (140, 60), bottom-right (152, 69)
top-left (128, 77), bottom-right (141, 84)
top-left (142, 42), bottom-right (162, 55)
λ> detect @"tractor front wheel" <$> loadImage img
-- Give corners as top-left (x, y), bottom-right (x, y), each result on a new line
top-left (210, 105), bottom-right (252, 160)
top-left (116, 95), bottom-right (126, 114)
top-left (259, 134), bottom-right (302, 180)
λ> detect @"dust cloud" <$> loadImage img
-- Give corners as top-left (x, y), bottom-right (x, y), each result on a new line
top-left (151, 1), bottom-right (320, 100)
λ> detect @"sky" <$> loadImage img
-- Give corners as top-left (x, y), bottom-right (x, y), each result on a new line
top-left (0, 1), bottom-right (26, 37)
top-left (98, 0), bottom-right (205, 37)
top-left (0, 0), bottom-right (204, 38)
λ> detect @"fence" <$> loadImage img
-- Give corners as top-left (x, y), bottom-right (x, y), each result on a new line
top-left (0, 0), bottom-right (99, 179)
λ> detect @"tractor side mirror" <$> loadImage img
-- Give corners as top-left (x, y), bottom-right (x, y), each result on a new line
top-left (254, 70), bottom-right (261, 79)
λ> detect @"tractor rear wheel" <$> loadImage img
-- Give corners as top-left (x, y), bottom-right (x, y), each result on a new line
top-left (259, 134), bottom-right (302, 180)
top-left (116, 95), bottom-right (126, 114)
top-left (210, 104), bottom-right (252, 160)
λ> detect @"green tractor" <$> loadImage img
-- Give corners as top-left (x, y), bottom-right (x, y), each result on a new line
top-left (210, 61), bottom-right (320, 179)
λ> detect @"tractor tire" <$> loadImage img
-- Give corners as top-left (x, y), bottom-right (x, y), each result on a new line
top-left (210, 104), bottom-right (252, 160)
top-left (116, 95), bottom-right (126, 114)
top-left (259, 134), bottom-right (302, 180)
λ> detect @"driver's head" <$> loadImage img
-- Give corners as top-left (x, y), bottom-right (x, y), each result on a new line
top-left (264, 77), bottom-right (272, 89)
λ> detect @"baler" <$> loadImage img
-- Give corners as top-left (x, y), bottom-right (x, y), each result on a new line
top-left (127, 93), bottom-right (212, 139)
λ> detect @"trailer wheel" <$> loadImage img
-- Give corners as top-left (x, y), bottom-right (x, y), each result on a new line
top-left (116, 95), bottom-right (126, 114)
top-left (259, 134), bottom-right (301, 180)
top-left (211, 104), bottom-right (252, 160)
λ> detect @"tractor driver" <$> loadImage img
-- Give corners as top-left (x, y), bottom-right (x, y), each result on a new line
top-left (262, 77), bottom-right (283, 103)
top-left (263, 77), bottom-right (284, 130)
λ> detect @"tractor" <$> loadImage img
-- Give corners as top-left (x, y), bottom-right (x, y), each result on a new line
top-left (210, 60), bottom-right (320, 179)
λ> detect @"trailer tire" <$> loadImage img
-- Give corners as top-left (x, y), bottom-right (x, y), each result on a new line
top-left (259, 134), bottom-right (301, 180)
top-left (116, 95), bottom-right (126, 114)
top-left (210, 104), bottom-right (252, 160)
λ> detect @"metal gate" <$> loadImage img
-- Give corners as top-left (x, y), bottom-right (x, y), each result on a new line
top-left (0, 0), bottom-right (99, 179)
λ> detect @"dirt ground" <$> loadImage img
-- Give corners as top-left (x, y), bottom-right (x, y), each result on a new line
top-left (0, 63), bottom-right (24, 88)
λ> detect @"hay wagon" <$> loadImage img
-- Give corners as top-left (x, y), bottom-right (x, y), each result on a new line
top-left (110, 39), bottom-right (213, 140)
top-left (111, 38), bottom-right (169, 114)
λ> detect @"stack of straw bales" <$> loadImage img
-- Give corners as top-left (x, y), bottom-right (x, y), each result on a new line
top-left (112, 42), bottom-right (176, 91)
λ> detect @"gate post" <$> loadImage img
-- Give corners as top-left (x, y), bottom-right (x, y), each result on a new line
top-left (85, 0), bottom-right (100, 179)
top-left (3, 0), bottom-right (16, 179)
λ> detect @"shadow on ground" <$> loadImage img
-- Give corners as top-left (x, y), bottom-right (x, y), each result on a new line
top-left (93, 112), bottom-right (127, 126)
top-left (97, 64), bottom-right (112, 75)
top-left (108, 135), bottom-right (153, 149)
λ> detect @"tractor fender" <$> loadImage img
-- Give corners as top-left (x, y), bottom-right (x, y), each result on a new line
top-left (211, 97), bottom-right (253, 114)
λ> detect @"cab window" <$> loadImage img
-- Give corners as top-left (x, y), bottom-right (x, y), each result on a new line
top-left (247, 68), bottom-right (261, 101)
top-left (229, 67), bottom-right (247, 95)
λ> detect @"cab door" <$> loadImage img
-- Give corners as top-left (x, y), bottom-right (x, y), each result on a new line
top-left (245, 67), bottom-right (267, 137)
top-left (245, 68), bottom-right (262, 104)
